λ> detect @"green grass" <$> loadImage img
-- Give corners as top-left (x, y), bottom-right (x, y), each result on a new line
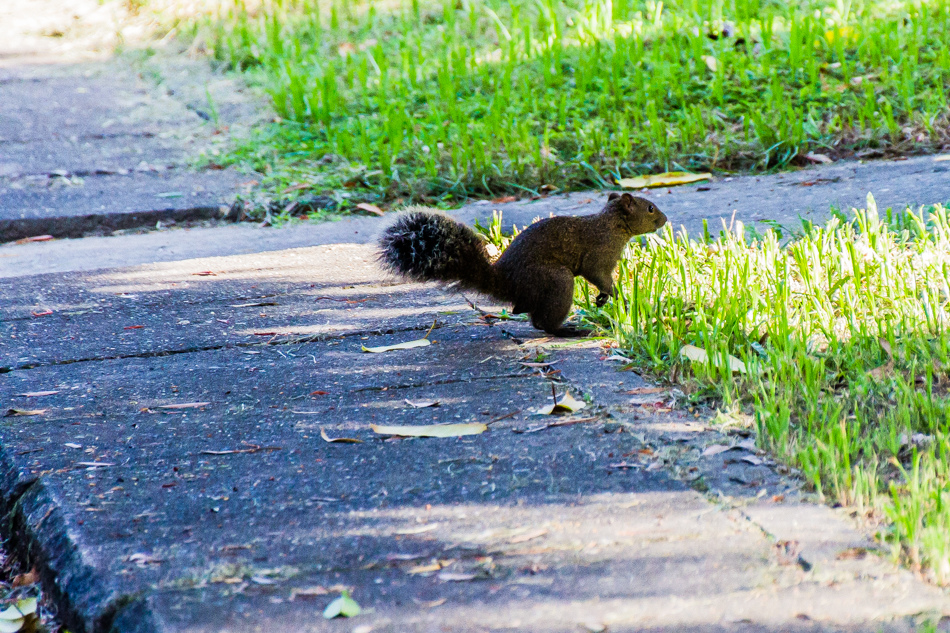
top-left (568, 194), bottom-right (950, 583)
top-left (182, 0), bottom-right (950, 215)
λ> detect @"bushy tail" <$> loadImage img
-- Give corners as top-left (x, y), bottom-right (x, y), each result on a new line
top-left (379, 210), bottom-right (506, 299)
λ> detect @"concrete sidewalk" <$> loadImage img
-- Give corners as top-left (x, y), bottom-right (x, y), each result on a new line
top-left (0, 0), bottom-right (262, 243)
top-left (2, 237), bottom-right (949, 632)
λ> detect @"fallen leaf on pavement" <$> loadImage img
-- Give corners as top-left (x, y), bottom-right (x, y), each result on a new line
top-left (128, 553), bottom-right (164, 566)
top-left (804, 152), bottom-right (833, 164)
top-left (362, 338), bottom-right (431, 353)
top-left (680, 344), bottom-right (749, 373)
top-left (405, 399), bottom-right (439, 408)
top-left (438, 572), bottom-right (477, 582)
top-left (64, 443), bottom-right (81, 449)
top-left (158, 402), bottom-right (210, 409)
top-left (0, 597), bottom-right (37, 633)
top-left (623, 387), bottom-right (666, 395)
top-left (413, 598), bottom-right (447, 608)
top-left (323, 591), bottom-right (361, 619)
top-left (394, 524), bottom-right (439, 535)
top-left (741, 455), bottom-right (765, 466)
top-left (535, 391), bottom-right (587, 415)
top-left (701, 444), bottom-right (733, 457)
top-left (310, 390), bottom-right (329, 395)
top-left (200, 443), bottom-right (281, 455)
top-left (31, 310), bottom-right (53, 317)
top-left (371, 423), bottom-right (487, 438)
top-left (618, 171), bottom-right (711, 189)
top-left (492, 195), bottom-right (517, 203)
top-left (509, 529), bottom-right (548, 544)
top-left (16, 235), bottom-right (53, 244)
top-left (320, 428), bottom-right (362, 444)
top-left (15, 391), bottom-right (59, 397)
top-left (355, 202), bottom-right (384, 216)
top-left (192, 271), bottom-right (217, 276)
top-left (123, 325), bottom-right (144, 330)
top-left (290, 586), bottom-right (328, 601)
top-left (836, 547), bottom-right (868, 560)
top-left (75, 462), bottom-right (114, 468)
top-left (4, 409), bottom-right (46, 417)
top-left (407, 562), bottom-right (444, 574)
top-left (934, 155), bottom-right (950, 162)
top-left (229, 301), bottom-right (279, 308)
top-left (519, 361), bottom-right (559, 368)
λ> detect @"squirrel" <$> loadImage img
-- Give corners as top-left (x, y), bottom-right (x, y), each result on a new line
top-left (378, 192), bottom-right (667, 336)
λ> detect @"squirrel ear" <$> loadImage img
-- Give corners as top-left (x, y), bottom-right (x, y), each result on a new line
top-left (607, 192), bottom-right (621, 201)
top-left (621, 193), bottom-right (634, 203)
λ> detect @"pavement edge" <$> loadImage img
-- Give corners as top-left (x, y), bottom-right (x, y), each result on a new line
top-left (0, 446), bottom-right (162, 633)
top-left (0, 205), bottom-right (235, 244)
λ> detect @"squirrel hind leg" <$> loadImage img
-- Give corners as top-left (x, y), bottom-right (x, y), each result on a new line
top-left (526, 268), bottom-right (576, 335)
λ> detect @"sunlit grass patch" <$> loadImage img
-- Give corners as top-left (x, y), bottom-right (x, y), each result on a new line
top-left (179, 0), bottom-right (950, 215)
top-left (580, 194), bottom-right (950, 583)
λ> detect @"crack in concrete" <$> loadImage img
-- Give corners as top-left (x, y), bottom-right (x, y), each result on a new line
top-left (351, 372), bottom-right (535, 393)
top-left (3, 322), bottom-right (446, 373)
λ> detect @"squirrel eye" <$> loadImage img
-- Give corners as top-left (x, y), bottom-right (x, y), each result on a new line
top-left (648, 206), bottom-right (655, 214)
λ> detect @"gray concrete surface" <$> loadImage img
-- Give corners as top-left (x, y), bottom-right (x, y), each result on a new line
top-left (2, 243), bottom-right (949, 632)
top-left (0, 0), bottom-right (263, 243)
top-left (4, 153), bottom-right (948, 278)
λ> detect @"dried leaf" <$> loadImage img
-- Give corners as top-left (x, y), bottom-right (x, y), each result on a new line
top-left (289, 586), bottom-right (328, 601)
top-left (680, 344), bottom-right (748, 373)
top-left (618, 172), bottom-right (711, 189)
top-left (157, 402), bottom-right (210, 409)
top-left (492, 195), bottom-right (518, 203)
top-left (413, 597), bottom-right (447, 608)
top-left (519, 361), bottom-right (559, 368)
top-left (407, 562), bottom-right (443, 574)
top-left (4, 409), bottom-right (46, 417)
top-left (31, 310), bottom-right (53, 317)
top-left (323, 591), bottom-right (361, 619)
top-left (13, 600), bottom-right (35, 618)
top-left (370, 423), bottom-right (487, 438)
top-left (438, 572), bottom-right (477, 582)
top-left (509, 529), bottom-right (547, 544)
top-left (16, 235), bottom-right (53, 243)
top-left (741, 454), bottom-right (765, 466)
top-left (11, 570), bottom-right (38, 588)
top-left (15, 391), bottom-right (59, 397)
top-left (320, 428), bottom-right (362, 444)
top-left (804, 152), bottom-right (833, 164)
top-left (355, 202), bottom-right (384, 216)
top-left (535, 391), bottom-right (587, 415)
top-left (622, 387), bottom-right (666, 395)
top-left (404, 399), bottom-right (439, 408)
top-left (701, 444), bottom-right (733, 457)
top-left (934, 155), bottom-right (950, 162)
top-left (192, 271), bottom-right (217, 277)
top-left (395, 524), bottom-right (439, 535)
top-left (229, 301), bottom-right (279, 308)
top-left (362, 338), bottom-right (431, 353)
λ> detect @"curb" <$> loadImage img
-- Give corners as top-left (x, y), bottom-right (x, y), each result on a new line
top-left (0, 205), bottom-right (235, 244)
top-left (0, 449), bottom-right (161, 633)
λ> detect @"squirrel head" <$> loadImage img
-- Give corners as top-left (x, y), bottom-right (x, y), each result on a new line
top-left (605, 192), bottom-right (667, 236)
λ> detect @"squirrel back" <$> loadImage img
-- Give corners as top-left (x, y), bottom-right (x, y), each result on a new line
top-left (378, 194), bottom-right (666, 335)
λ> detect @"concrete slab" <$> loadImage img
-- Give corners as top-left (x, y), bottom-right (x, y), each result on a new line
top-left (5, 154), bottom-right (949, 278)
top-left (1, 244), bottom-right (948, 633)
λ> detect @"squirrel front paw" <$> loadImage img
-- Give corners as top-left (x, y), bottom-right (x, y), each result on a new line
top-left (595, 292), bottom-right (610, 307)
